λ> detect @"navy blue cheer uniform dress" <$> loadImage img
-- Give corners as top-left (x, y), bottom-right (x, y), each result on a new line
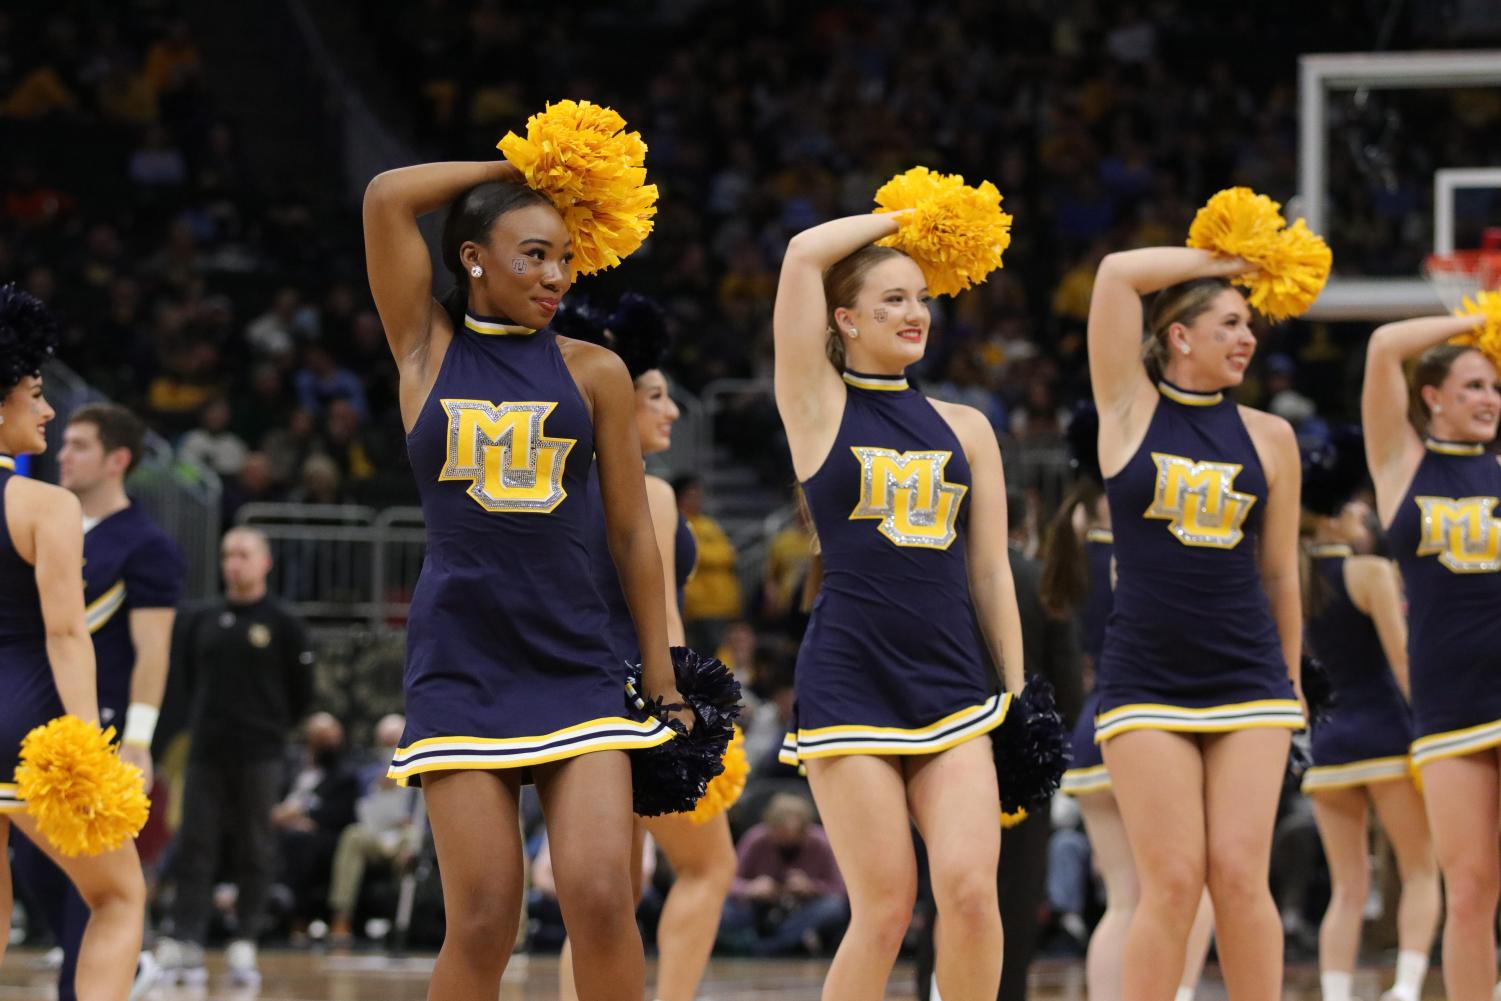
top-left (1299, 543), bottom-right (1413, 791)
top-left (386, 314), bottom-right (671, 784)
top-left (1093, 382), bottom-right (1302, 743)
top-left (1387, 438), bottom-right (1501, 768)
top-left (778, 370), bottom-right (1007, 765)
top-left (584, 466), bottom-right (698, 663)
top-left (0, 455), bottom-right (60, 815)
top-left (1061, 528), bottom-right (1115, 796)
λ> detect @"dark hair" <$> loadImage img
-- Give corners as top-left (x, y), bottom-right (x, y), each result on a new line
top-left (1040, 479), bottom-right (1104, 616)
top-left (438, 181), bottom-right (552, 330)
top-left (549, 297), bottom-right (608, 346)
top-left (1142, 277), bottom-right (1235, 381)
top-left (0, 284), bottom-right (59, 397)
top-left (70, 402), bottom-right (148, 473)
top-left (1301, 425), bottom-right (1366, 518)
top-left (609, 292), bottom-right (671, 381)
top-left (822, 245), bottom-right (908, 369)
top-left (671, 473), bottom-right (702, 497)
top-left (1409, 342), bottom-right (1485, 431)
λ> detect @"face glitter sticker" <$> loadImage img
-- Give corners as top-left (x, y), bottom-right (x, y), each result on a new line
top-left (511, 257), bottom-right (530, 275)
top-left (439, 399), bottom-right (576, 513)
top-left (1143, 452), bottom-right (1256, 549)
top-left (849, 446), bottom-right (967, 549)
top-left (873, 308), bottom-right (889, 323)
top-left (1414, 494), bottom-right (1501, 573)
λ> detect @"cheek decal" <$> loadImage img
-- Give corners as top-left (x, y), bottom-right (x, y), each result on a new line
top-left (1212, 329), bottom-right (1228, 343)
top-left (511, 257), bottom-right (530, 275)
top-left (873, 308), bottom-right (889, 323)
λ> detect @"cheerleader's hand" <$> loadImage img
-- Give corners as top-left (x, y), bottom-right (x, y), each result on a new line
top-left (120, 741), bottom-right (153, 793)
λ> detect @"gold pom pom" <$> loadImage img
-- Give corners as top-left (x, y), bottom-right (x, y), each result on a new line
top-left (1000, 807), bottom-right (1029, 829)
top-left (1450, 287), bottom-right (1501, 371)
top-left (497, 100), bottom-right (658, 277)
top-left (873, 166), bottom-right (1013, 298)
top-left (15, 716), bottom-right (148, 857)
top-left (1186, 187), bottom-right (1332, 322)
top-left (686, 726), bottom-right (749, 824)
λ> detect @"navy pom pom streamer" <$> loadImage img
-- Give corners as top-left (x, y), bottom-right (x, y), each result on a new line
top-left (626, 647), bottom-right (742, 817)
top-left (991, 677), bottom-right (1071, 817)
top-left (1300, 654), bottom-right (1336, 725)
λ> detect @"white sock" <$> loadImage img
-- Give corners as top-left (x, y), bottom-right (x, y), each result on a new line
top-left (931, 972), bottom-right (943, 1001)
top-left (1387, 949), bottom-right (1428, 1000)
top-left (1322, 970), bottom-right (1353, 1001)
top-left (1175, 986), bottom-right (1196, 1001)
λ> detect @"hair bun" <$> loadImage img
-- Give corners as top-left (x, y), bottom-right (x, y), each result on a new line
top-left (0, 284), bottom-right (59, 396)
top-left (609, 292), bottom-right (671, 380)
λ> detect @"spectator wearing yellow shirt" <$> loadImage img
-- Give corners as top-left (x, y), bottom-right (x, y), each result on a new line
top-left (674, 474), bottom-right (742, 654)
top-left (761, 495), bottom-right (814, 622)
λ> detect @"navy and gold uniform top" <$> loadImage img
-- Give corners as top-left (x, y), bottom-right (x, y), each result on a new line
top-left (387, 315), bottom-right (670, 783)
top-left (0, 456), bottom-right (63, 813)
top-left (1060, 529), bottom-right (1114, 797)
top-left (83, 504), bottom-right (184, 729)
top-left (1094, 382), bottom-right (1302, 743)
top-left (584, 467), bottom-right (697, 664)
top-left (1388, 438), bottom-right (1501, 766)
top-left (778, 371), bottom-right (1008, 765)
top-left (1300, 545), bottom-right (1413, 791)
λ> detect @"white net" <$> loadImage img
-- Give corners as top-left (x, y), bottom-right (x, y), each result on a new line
top-left (1424, 251), bottom-right (1501, 313)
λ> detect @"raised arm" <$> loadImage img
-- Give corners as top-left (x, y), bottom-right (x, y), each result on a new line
top-left (362, 161), bottom-right (521, 370)
top-left (945, 404), bottom-right (1025, 694)
top-left (1346, 556), bottom-right (1411, 699)
top-left (1088, 248), bottom-right (1252, 419)
top-left (28, 488), bottom-right (98, 723)
top-left (645, 474), bottom-right (686, 647)
top-left (773, 214), bottom-right (903, 442)
top-left (1362, 314), bottom-right (1482, 506)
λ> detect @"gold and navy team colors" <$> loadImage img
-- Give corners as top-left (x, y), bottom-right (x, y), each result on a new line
top-left (0, 455), bottom-right (63, 813)
top-left (1093, 382), bottom-right (1302, 743)
top-left (1301, 545), bottom-right (1413, 791)
top-left (83, 505), bottom-right (184, 730)
top-left (1061, 530), bottom-right (1115, 797)
top-left (386, 314), bottom-right (671, 784)
top-left (778, 371), bottom-right (1009, 766)
top-left (1388, 438), bottom-right (1501, 767)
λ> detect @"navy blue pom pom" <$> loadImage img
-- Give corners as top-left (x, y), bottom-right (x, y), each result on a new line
top-left (627, 647), bottom-right (742, 817)
top-left (0, 284), bottom-right (59, 395)
top-left (991, 678), bottom-right (1071, 817)
top-left (1300, 654), bottom-right (1335, 725)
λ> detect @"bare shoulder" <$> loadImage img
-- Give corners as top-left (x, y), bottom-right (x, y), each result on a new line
top-left (1238, 404), bottom-right (1296, 445)
top-left (644, 474), bottom-right (676, 506)
top-left (557, 335), bottom-right (631, 393)
top-left (10, 476), bottom-right (79, 516)
top-left (1345, 553), bottom-right (1396, 582)
top-left (928, 397), bottom-right (998, 457)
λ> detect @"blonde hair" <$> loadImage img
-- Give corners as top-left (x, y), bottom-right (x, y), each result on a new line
top-left (822, 245), bottom-right (909, 370)
top-left (1142, 277), bottom-right (1235, 380)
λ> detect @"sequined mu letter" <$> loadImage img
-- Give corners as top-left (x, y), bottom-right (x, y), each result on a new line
top-left (849, 447), bottom-right (967, 550)
top-left (440, 399), bottom-right (575, 513)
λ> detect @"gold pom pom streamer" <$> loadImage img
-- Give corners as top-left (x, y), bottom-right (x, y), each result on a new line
top-left (1186, 187), bottom-right (1332, 322)
top-left (14, 715), bottom-right (149, 857)
top-left (1000, 806), bottom-right (1029, 830)
top-left (873, 166), bottom-right (1013, 298)
top-left (1449, 287), bottom-right (1501, 371)
top-left (497, 100), bottom-right (658, 277)
top-left (686, 726), bottom-right (749, 825)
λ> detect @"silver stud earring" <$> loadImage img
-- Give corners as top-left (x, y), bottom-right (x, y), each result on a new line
top-left (1434, 404), bottom-right (1443, 414)
top-left (0, 415), bottom-right (5, 426)
top-left (470, 265), bottom-right (483, 278)
top-left (848, 328), bottom-right (859, 339)
top-left (1179, 344), bottom-right (1191, 355)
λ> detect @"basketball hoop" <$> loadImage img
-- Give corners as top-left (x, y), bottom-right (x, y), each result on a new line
top-left (1425, 228), bottom-right (1501, 313)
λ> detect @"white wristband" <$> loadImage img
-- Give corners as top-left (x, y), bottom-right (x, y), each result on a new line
top-left (122, 703), bottom-right (159, 748)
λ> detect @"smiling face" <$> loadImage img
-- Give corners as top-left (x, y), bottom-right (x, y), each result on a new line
top-left (1160, 286), bottom-right (1257, 389)
top-left (460, 202), bottom-right (574, 330)
top-left (634, 368), bottom-right (680, 456)
top-left (833, 254), bottom-right (932, 373)
top-left (0, 375), bottom-right (55, 456)
top-left (1424, 348), bottom-right (1501, 443)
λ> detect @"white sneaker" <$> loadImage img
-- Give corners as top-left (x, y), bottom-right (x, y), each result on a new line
top-left (129, 950), bottom-right (162, 1001)
top-left (226, 938), bottom-right (261, 987)
top-left (154, 937), bottom-right (208, 987)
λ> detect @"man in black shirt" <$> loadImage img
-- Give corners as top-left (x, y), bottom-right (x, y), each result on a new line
top-left (156, 527), bottom-right (314, 988)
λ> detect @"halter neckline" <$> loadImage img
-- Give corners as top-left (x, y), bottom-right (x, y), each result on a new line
top-left (464, 313), bottom-right (537, 337)
top-left (842, 370), bottom-right (910, 392)
top-left (1424, 437), bottom-right (1486, 457)
top-left (0, 455), bottom-right (14, 472)
top-left (1308, 542), bottom-right (1354, 559)
top-left (1157, 380), bottom-right (1224, 407)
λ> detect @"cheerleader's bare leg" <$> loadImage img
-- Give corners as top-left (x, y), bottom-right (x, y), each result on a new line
top-left (1419, 749), bottom-right (1501, 1001)
top-left (1078, 790), bottom-right (1141, 1001)
top-left (423, 769), bottom-right (526, 1001)
top-left (1102, 729), bottom-right (1207, 1001)
top-left (644, 811), bottom-right (737, 1001)
top-left (1202, 727), bottom-right (1290, 1001)
top-left (1367, 777), bottom-right (1440, 996)
top-left (1311, 786), bottom-right (1371, 984)
top-left (536, 750), bottom-right (645, 1001)
top-left (7, 812), bottom-right (145, 1001)
top-left (806, 754), bottom-right (917, 1001)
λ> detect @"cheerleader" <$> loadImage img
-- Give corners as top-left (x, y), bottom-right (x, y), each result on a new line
top-left (555, 295), bottom-right (737, 1001)
top-left (1045, 476), bottom-right (1214, 1001)
top-left (1361, 308), bottom-right (1501, 1001)
top-left (773, 204), bottom-right (1024, 1000)
top-left (0, 286), bottom-right (147, 1001)
top-left (362, 137), bottom-right (686, 998)
top-left (1087, 247), bottom-right (1306, 1001)
top-left (1300, 436), bottom-right (1438, 1001)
